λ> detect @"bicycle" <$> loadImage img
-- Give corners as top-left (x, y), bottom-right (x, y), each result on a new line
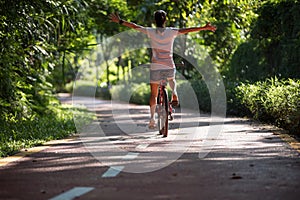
top-left (156, 72), bottom-right (175, 137)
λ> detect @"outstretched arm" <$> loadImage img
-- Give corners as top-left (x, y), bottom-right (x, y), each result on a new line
top-left (109, 13), bottom-right (147, 34)
top-left (178, 22), bottom-right (217, 34)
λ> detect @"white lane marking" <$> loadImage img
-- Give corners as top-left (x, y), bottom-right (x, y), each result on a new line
top-left (49, 187), bottom-right (94, 200)
top-left (101, 166), bottom-right (124, 178)
top-left (136, 143), bottom-right (149, 150)
top-left (123, 152), bottom-right (139, 160)
top-left (101, 144), bottom-right (150, 178)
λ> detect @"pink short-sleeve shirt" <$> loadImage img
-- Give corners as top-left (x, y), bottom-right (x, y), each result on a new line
top-left (146, 27), bottom-right (179, 70)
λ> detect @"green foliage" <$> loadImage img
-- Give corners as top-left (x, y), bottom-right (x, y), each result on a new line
top-left (110, 80), bottom-right (212, 112)
top-left (66, 80), bottom-right (112, 99)
top-left (198, 0), bottom-right (261, 71)
top-left (236, 81), bottom-right (269, 119)
top-left (236, 77), bottom-right (300, 134)
top-left (1, 0), bottom-right (299, 150)
top-left (0, 0), bottom-right (91, 119)
top-left (0, 104), bottom-right (95, 157)
top-left (96, 87), bottom-right (112, 100)
top-left (187, 80), bottom-right (211, 112)
top-left (110, 83), bottom-right (151, 105)
top-left (230, 0), bottom-right (300, 81)
top-left (66, 80), bottom-right (96, 96)
top-left (0, 1), bottom-right (98, 156)
top-left (109, 76), bottom-right (300, 135)
top-left (224, 80), bottom-right (250, 116)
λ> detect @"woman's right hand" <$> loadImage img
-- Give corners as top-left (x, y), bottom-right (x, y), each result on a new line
top-left (204, 22), bottom-right (217, 32)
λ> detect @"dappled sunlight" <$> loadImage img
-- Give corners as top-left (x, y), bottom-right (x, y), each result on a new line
top-left (67, 96), bottom-right (298, 173)
top-left (201, 120), bottom-right (296, 161)
top-left (12, 143), bottom-right (101, 173)
top-left (23, 95), bottom-right (295, 176)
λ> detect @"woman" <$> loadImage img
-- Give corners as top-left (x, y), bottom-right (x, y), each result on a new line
top-left (109, 10), bottom-right (216, 129)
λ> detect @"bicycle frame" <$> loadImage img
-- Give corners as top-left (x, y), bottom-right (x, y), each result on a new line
top-left (156, 77), bottom-right (174, 137)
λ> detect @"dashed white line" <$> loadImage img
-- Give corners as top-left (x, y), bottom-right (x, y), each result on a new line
top-left (49, 187), bottom-right (94, 200)
top-left (101, 166), bottom-right (124, 178)
top-left (123, 152), bottom-right (139, 160)
top-left (101, 144), bottom-right (150, 178)
top-left (136, 143), bottom-right (149, 150)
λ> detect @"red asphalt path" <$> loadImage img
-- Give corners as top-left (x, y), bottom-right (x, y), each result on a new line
top-left (0, 96), bottom-right (299, 200)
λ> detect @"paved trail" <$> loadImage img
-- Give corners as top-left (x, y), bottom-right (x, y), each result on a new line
top-left (0, 96), bottom-right (299, 200)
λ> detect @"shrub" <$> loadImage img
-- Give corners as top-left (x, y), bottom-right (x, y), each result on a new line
top-left (65, 80), bottom-right (96, 97)
top-left (236, 77), bottom-right (300, 134)
top-left (130, 83), bottom-right (151, 105)
top-left (225, 80), bottom-right (250, 116)
top-left (191, 80), bottom-right (211, 112)
top-left (109, 77), bottom-right (300, 135)
top-left (235, 80), bottom-right (271, 121)
top-left (65, 80), bottom-right (111, 99)
top-left (110, 83), bottom-right (150, 105)
top-left (263, 78), bottom-right (300, 133)
top-left (110, 80), bottom-right (213, 112)
top-left (96, 87), bottom-right (111, 100)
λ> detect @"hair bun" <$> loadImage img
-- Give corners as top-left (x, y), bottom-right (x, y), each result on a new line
top-left (154, 10), bottom-right (167, 28)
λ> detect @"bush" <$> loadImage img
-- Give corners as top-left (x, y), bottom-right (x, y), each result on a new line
top-left (110, 78), bottom-right (300, 135)
top-left (192, 80), bottom-right (211, 112)
top-left (66, 80), bottom-right (96, 97)
top-left (236, 77), bottom-right (300, 134)
top-left (110, 83), bottom-right (150, 105)
top-left (225, 80), bottom-right (250, 116)
top-left (65, 80), bottom-right (111, 99)
top-left (96, 87), bottom-right (111, 100)
top-left (110, 80), bottom-right (212, 112)
top-left (130, 83), bottom-right (151, 105)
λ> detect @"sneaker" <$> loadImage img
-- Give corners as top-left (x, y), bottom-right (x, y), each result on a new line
top-left (148, 119), bottom-right (156, 129)
top-left (171, 94), bottom-right (179, 107)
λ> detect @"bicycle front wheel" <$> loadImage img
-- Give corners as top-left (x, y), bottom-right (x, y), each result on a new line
top-left (157, 87), bottom-right (169, 137)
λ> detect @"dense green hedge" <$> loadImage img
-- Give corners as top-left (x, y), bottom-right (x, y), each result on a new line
top-left (236, 78), bottom-right (300, 134)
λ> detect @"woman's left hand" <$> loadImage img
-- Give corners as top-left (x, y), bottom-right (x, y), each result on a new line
top-left (109, 13), bottom-right (121, 23)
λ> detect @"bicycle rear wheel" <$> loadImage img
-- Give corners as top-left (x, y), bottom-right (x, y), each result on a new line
top-left (157, 87), bottom-right (169, 137)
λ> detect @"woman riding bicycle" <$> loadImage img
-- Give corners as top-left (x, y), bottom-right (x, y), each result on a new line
top-left (109, 10), bottom-right (216, 129)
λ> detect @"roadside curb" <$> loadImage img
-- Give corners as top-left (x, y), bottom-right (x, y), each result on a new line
top-left (276, 132), bottom-right (300, 153)
top-left (253, 120), bottom-right (300, 153)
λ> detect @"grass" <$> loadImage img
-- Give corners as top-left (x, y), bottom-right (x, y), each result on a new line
top-left (0, 104), bottom-right (95, 158)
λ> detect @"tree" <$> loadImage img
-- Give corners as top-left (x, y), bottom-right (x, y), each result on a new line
top-left (230, 0), bottom-right (300, 81)
top-left (0, 0), bottom-right (91, 118)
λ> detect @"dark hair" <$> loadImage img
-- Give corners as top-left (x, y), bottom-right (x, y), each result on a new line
top-left (154, 10), bottom-right (167, 28)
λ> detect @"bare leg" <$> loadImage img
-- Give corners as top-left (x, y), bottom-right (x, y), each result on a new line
top-left (168, 78), bottom-right (179, 106)
top-left (168, 78), bottom-right (177, 96)
top-left (149, 83), bottom-right (159, 121)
